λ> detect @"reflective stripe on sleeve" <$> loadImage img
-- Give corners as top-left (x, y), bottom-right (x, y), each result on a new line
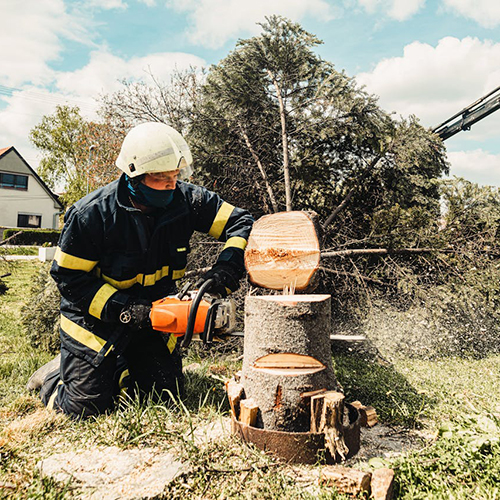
top-left (54, 247), bottom-right (98, 272)
top-left (208, 202), bottom-right (235, 240)
top-left (172, 268), bottom-right (186, 280)
top-left (223, 236), bottom-right (247, 251)
top-left (60, 315), bottom-right (108, 353)
top-left (101, 265), bottom-right (170, 289)
top-left (89, 283), bottom-right (118, 319)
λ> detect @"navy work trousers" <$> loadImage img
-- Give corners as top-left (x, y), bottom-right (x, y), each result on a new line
top-left (40, 329), bottom-right (184, 419)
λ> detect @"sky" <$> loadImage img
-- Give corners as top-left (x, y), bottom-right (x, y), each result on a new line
top-left (1, 0), bottom-right (500, 186)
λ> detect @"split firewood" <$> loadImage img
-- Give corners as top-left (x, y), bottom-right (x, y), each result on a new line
top-left (225, 379), bottom-right (244, 420)
top-left (371, 468), bottom-right (394, 500)
top-left (311, 391), bottom-right (349, 460)
top-left (244, 211), bottom-right (321, 291)
top-left (320, 465), bottom-right (371, 496)
top-left (351, 401), bottom-right (378, 427)
top-left (239, 398), bottom-right (259, 426)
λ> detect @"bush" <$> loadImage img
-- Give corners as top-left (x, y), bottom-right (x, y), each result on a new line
top-left (21, 264), bottom-right (60, 354)
top-left (2, 228), bottom-right (61, 246)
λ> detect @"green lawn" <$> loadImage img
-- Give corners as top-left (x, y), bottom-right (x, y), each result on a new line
top-left (1, 261), bottom-right (500, 499)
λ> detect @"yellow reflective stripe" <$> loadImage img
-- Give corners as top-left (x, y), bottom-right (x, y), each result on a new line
top-left (60, 315), bottom-right (107, 353)
top-left (172, 268), bottom-right (186, 280)
top-left (167, 334), bottom-right (177, 353)
top-left (118, 369), bottom-right (130, 389)
top-left (209, 202), bottom-right (235, 240)
top-left (89, 283), bottom-right (118, 319)
top-left (223, 236), bottom-right (247, 251)
top-left (47, 381), bottom-right (63, 410)
top-left (102, 273), bottom-right (138, 290)
top-left (54, 247), bottom-right (98, 272)
top-left (102, 266), bottom-right (170, 289)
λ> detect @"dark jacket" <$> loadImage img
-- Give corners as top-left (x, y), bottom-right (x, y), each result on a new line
top-left (51, 174), bottom-right (254, 367)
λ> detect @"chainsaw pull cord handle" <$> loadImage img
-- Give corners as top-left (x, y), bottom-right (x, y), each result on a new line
top-left (181, 278), bottom-right (215, 349)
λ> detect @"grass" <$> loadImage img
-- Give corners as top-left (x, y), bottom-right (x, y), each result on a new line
top-left (0, 246), bottom-right (39, 256)
top-left (1, 261), bottom-right (500, 498)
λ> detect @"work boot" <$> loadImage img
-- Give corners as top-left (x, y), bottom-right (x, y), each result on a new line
top-left (26, 354), bottom-right (61, 392)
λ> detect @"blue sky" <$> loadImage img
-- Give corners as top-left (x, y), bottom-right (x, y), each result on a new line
top-left (1, 0), bottom-right (500, 185)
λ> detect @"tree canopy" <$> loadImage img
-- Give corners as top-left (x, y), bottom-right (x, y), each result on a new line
top-left (30, 105), bottom-right (125, 207)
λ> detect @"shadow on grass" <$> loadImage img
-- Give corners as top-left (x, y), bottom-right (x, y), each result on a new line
top-left (333, 340), bottom-right (436, 428)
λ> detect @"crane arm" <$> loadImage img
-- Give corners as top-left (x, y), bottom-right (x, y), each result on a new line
top-left (433, 86), bottom-right (500, 141)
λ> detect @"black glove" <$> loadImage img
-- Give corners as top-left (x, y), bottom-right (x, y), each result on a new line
top-left (197, 262), bottom-right (242, 297)
top-left (119, 298), bottom-right (152, 330)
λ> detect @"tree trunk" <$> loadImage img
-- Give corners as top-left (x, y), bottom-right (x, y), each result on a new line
top-left (241, 294), bottom-right (338, 432)
top-left (244, 211), bottom-right (321, 291)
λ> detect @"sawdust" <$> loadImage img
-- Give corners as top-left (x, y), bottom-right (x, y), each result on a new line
top-left (0, 408), bottom-right (67, 450)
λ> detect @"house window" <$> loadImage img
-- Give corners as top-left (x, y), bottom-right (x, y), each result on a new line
top-left (0, 172), bottom-right (28, 190)
top-left (17, 213), bottom-right (41, 228)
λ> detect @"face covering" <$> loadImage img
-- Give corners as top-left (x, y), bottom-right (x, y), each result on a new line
top-left (126, 176), bottom-right (175, 209)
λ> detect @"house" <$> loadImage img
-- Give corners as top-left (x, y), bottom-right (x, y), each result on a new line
top-left (0, 146), bottom-right (63, 229)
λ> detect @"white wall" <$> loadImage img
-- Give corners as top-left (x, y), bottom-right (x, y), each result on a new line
top-left (0, 149), bottom-right (62, 229)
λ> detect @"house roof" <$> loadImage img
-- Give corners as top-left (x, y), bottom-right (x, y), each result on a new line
top-left (0, 146), bottom-right (63, 209)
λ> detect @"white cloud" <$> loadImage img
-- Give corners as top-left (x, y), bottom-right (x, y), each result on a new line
top-left (0, 0), bottom-right (89, 87)
top-left (88, 0), bottom-right (127, 8)
top-left (138, 0), bottom-right (156, 5)
top-left (357, 0), bottom-right (425, 20)
top-left (447, 150), bottom-right (500, 186)
top-left (166, 0), bottom-right (336, 48)
top-left (0, 50), bottom-right (206, 169)
top-left (443, 0), bottom-right (500, 28)
top-left (356, 37), bottom-right (500, 135)
top-left (55, 50), bottom-right (206, 99)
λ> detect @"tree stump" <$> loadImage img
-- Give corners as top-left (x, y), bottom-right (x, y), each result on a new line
top-left (244, 211), bottom-right (321, 291)
top-left (241, 294), bottom-right (338, 432)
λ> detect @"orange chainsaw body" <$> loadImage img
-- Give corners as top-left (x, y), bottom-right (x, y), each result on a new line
top-left (150, 296), bottom-right (210, 337)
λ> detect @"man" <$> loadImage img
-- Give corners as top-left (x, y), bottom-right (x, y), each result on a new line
top-left (30, 122), bottom-right (254, 418)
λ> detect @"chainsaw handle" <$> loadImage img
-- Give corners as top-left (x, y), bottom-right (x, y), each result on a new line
top-left (181, 278), bottom-right (215, 349)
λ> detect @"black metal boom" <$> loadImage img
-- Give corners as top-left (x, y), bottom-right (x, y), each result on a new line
top-left (433, 85), bottom-right (500, 141)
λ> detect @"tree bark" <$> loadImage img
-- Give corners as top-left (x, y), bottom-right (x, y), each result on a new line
top-left (241, 294), bottom-right (338, 432)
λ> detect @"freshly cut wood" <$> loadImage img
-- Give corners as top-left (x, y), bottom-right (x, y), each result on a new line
top-left (351, 401), bottom-right (378, 427)
top-left (225, 379), bottom-right (244, 419)
top-left (311, 391), bottom-right (349, 460)
top-left (252, 353), bottom-right (326, 376)
top-left (239, 399), bottom-right (259, 426)
top-left (371, 468), bottom-right (394, 500)
top-left (244, 211), bottom-right (321, 291)
top-left (320, 466), bottom-right (371, 496)
top-left (242, 295), bottom-right (338, 432)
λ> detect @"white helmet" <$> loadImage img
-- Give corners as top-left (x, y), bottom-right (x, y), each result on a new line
top-left (116, 122), bottom-right (193, 179)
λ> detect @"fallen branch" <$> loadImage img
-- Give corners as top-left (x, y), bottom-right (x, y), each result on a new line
top-left (321, 247), bottom-right (453, 258)
top-left (320, 267), bottom-right (388, 287)
top-left (0, 231), bottom-right (22, 246)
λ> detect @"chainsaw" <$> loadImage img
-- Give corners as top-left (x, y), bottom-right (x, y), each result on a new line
top-left (150, 279), bottom-right (237, 348)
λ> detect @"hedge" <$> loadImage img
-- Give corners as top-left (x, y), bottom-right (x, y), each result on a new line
top-left (2, 228), bottom-right (61, 246)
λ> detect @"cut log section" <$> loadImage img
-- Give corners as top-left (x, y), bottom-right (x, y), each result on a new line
top-left (351, 401), bottom-right (378, 428)
top-left (244, 211), bottom-right (321, 291)
top-left (242, 294), bottom-right (338, 432)
top-left (225, 379), bottom-right (244, 420)
top-left (371, 468), bottom-right (395, 500)
top-left (320, 466), bottom-right (372, 496)
top-left (239, 399), bottom-right (259, 426)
